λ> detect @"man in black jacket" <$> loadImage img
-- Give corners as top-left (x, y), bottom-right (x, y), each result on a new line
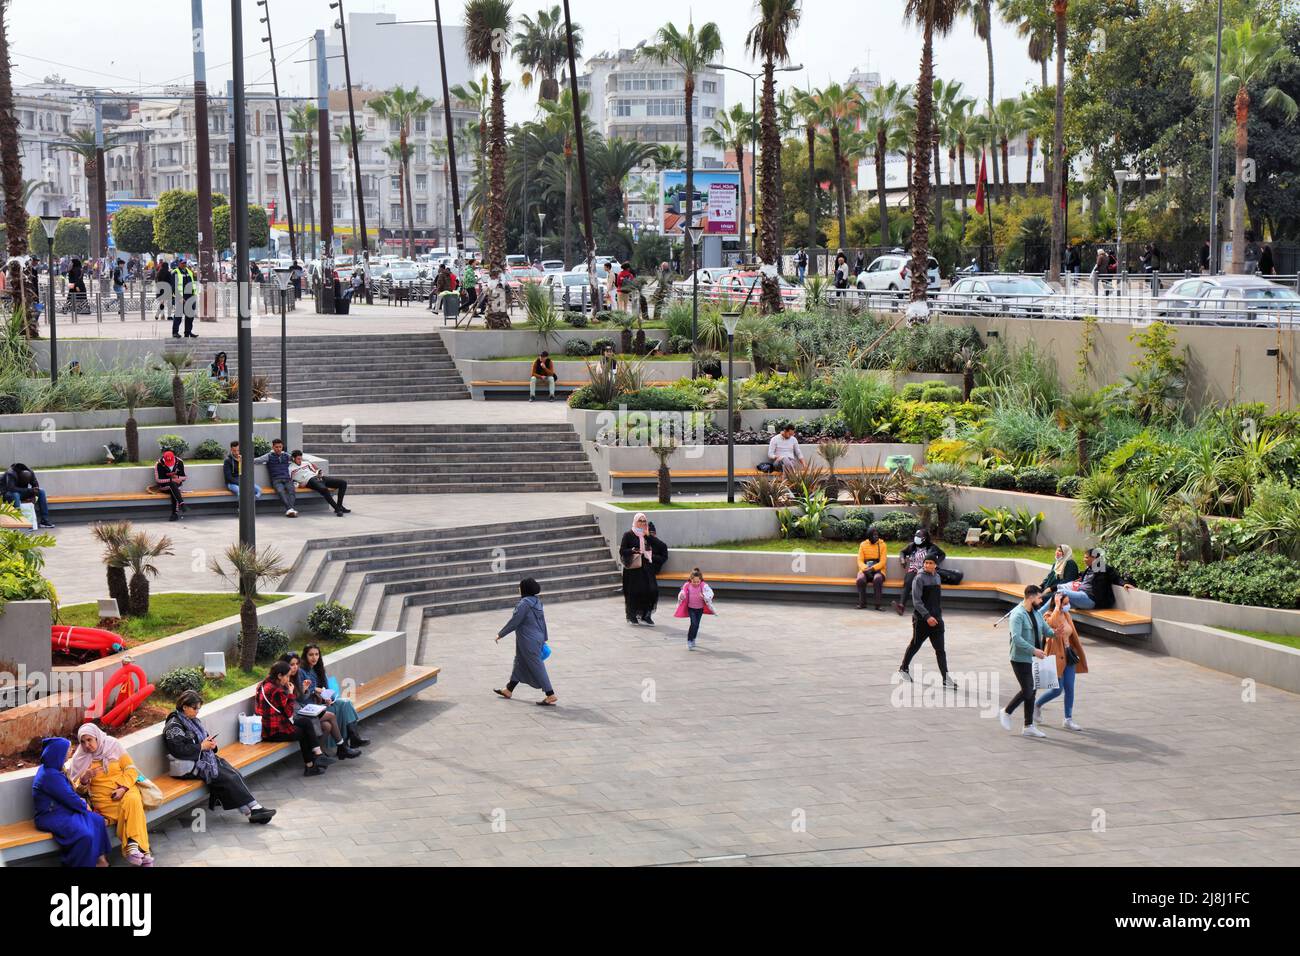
top-left (893, 527), bottom-right (945, 615)
top-left (1059, 547), bottom-right (1134, 610)
top-left (898, 556), bottom-right (956, 687)
top-left (223, 441), bottom-right (262, 504)
top-left (3, 462), bottom-right (53, 528)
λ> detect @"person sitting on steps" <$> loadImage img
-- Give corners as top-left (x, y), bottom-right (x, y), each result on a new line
top-left (3, 461), bottom-right (54, 528)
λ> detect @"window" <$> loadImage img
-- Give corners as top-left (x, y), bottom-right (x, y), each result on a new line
top-left (266, 174), bottom-right (277, 191)
top-left (702, 80), bottom-right (717, 94)
top-left (389, 117), bottom-right (400, 133)
top-left (416, 203), bottom-right (427, 223)
top-left (415, 116), bottom-right (426, 133)
top-left (390, 204), bottom-right (402, 220)
top-left (334, 203), bottom-right (343, 220)
top-left (615, 99), bottom-right (631, 117)
top-left (415, 174), bottom-right (428, 192)
top-left (702, 106), bottom-right (716, 119)
top-left (390, 175), bottom-right (402, 191)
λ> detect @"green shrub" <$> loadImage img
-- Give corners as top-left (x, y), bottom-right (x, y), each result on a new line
top-left (1107, 532), bottom-right (1300, 609)
top-left (843, 507), bottom-right (875, 527)
top-left (958, 511), bottom-right (984, 528)
top-left (890, 401), bottom-right (987, 443)
top-left (920, 383), bottom-right (961, 403)
top-left (982, 469), bottom-right (1018, 491)
top-left (192, 438), bottom-right (224, 461)
top-left (242, 625), bottom-right (291, 663)
top-left (567, 384), bottom-right (605, 409)
top-left (252, 435), bottom-right (272, 456)
top-left (1056, 474), bottom-right (1083, 498)
top-left (874, 509), bottom-right (919, 541)
top-left (619, 387), bottom-right (703, 411)
top-left (837, 517), bottom-right (868, 541)
top-left (564, 312), bottom-right (589, 329)
top-left (668, 335), bottom-right (694, 354)
top-left (1015, 467), bottom-right (1059, 496)
top-left (942, 520), bottom-right (971, 545)
top-left (564, 338), bottom-right (592, 357)
top-left (155, 666), bottom-right (206, 699)
top-left (591, 337), bottom-right (616, 353)
top-left (969, 386), bottom-right (995, 407)
top-left (157, 434), bottom-right (189, 456)
top-left (900, 382), bottom-right (924, 401)
top-left (307, 600), bottom-right (354, 640)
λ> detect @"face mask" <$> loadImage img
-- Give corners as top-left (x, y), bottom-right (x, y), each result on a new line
top-left (914, 535), bottom-right (924, 546)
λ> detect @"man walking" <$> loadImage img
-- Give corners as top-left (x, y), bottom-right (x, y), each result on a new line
top-left (255, 438), bottom-right (297, 517)
top-left (999, 584), bottom-right (1050, 738)
top-left (898, 556), bottom-right (956, 688)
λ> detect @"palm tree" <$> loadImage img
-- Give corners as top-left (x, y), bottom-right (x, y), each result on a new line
top-left (52, 130), bottom-right (123, 260)
top-left (372, 86), bottom-right (435, 262)
top-left (160, 349), bottom-right (194, 425)
top-left (747, 0), bottom-right (800, 314)
top-left (654, 144), bottom-right (685, 171)
top-left (862, 81), bottom-right (911, 249)
top-left (590, 137), bottom-right (657, 234)
top-left (1048, 0), bottom-right (1068, 281)
top-left (959, 0), bottom-right (999, 199)
top-left (904, 0), bottom-right (962, 305)
top-left (1019, 90), bottom-right (1050, 197)
top-left (336, 127), bottom-right (366, 252)
top-left (1056, 390), bottom-right (1104, 473)
top-left (208, 543), bottom-right (291, 671)
top-left (451, 76), bottom-right (492, 204)
top-left (1001, 0), bottom-right (1054, 90)
top-left (465, 0), bottom-right (514, 272)
top-left (513, 6), bottom-right (579, 103)
top-left (812, 82), bottom-right (862, 248)
top-left (931, 79), bottom-right (966, 234)
top-left (1187, 19), bottom-right (1298, 275)
top-left (121, 530), bottom-right (174, 617)
top-left (943, 95), bottom-right (978, 228)
top-left (382, 141), bottom-right (412, 256)
top-left (991, 97), bottom-right (1026, 200)
top-left (536, 90), bottom-right (590, 268)
top-left (0, 2), bottom-right (26, 257)
top-left (791, 89), bottom-right (822, 254)
top-left (112, 379), bottom-right (149, 462)
top-left (91, 521), bottom-right (134, 618)
top-left (646, 20), bottom-right (724, 275)
top-left (703, 104), bottom-right (755, 250)
top-left (287, 105), bottom-right (319, 253)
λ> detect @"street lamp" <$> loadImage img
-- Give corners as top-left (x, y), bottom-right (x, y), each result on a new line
top-left (39, 216), bottom-right (59, 383)
top-left (723, 310), bottom-right (741, 503)
top-left (538, 211), bottom-right (547, 262)
top-left (272, 266), bottom-right (293, 432)
top-left (1114, 167), bottom-right (1134, 267)
top-left (685, 223), bottom-right (703, 378)
top-left (1208, 0), bottom-right (1225, 275)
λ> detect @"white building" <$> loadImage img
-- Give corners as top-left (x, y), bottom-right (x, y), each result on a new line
top-left (577, 43), bottom-right (727, 167)
top-left (325, 13), bottom-right (471, 101)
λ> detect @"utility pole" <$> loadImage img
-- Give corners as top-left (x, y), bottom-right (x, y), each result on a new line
top-left (331, 1), bottom-right (371, 284)
top-left (231, 0), bottom-right (256, 552)
top-left (434, 0), bottom-right (465, 259)
top-left (1207, 0), bottom-right (1225, 275)
top-left (90, 94), bottom-right (105, 262)
top-left (191, 0), bottom-right (217, 318)
top-left (562, 0), bottom-right (597, 317)
top-left (259, 0), bottom-right (298, 262)
top-left (315, 30), bottom-right (335, 313)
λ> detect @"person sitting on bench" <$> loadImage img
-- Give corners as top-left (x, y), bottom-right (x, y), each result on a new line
top-left (530, 351), bottom-right (557, 401)
top-left (3, 461), bottom-right (54, 528)
top-left (163, 690), bottom-right (275, 824)
top-left (223, 441), bottom-right (261, 503)
top-left (155, 449), bottom-right (187, 521)
top-left (1059, 547), bottom-right (1134, 610)
top-left (893, 527), bottom-right (945, 615)
top-left (763, 424), bottom-right (805, 474)
top-left (255, 438), bottom-right (297, 517)
top-left (289, 450), bottom-right (350, 516)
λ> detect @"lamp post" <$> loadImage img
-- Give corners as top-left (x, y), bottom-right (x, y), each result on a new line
top-left (1115, 167), bottom-right (1133, 270)
top-left (1208, 0), bottom-right (1225, 275)
top-left (723, 310), bottom-right (740, 503)
top-left (685, 223), bottom-right (703, 378)
top-left (258, 0), bottom-right (298, 263)
top-left (538, 211), bottom-right (547, 261)
top-left (330, 0), bottom-right (371, 286)
top-left (39, 216), bottom-right (59, 383)
top-left (272, 266), bottom-right (293, 432)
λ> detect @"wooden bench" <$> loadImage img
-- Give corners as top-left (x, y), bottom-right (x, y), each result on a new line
top-left (608, 467), bottom-right (890, 495)
top-left (656, 570), bottom-right (1152, 637)
top-left (46, 486), bottom-right (328, 519)
top-left (0, 663), bottom-right (440, 863)
top-left (470, 379), bottom-right (674, 400)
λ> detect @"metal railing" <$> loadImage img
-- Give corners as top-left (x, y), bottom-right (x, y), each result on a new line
top-left (3, 279), bottom-right (298, 326)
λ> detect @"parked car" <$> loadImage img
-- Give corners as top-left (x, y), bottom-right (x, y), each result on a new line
top-left (540, 259), bottom-right (566, 276)
top-left (855, 253), bottom-right (941, 293)
top-left (546, 271), bottom-right (601, 309)
top-left (380, 261), bottom-right (425, 284)
top-left (706, 271), bottom-right (802, 307)
top-left (1187, 277), bottom-right (1300, 324)
top-left (938, 275), bottom-right (1061, 316)
top-left (505, 264), bottom-right (544, 291)
top-left (672, 267), bottom-right (731, 294)
top-left (505, 254), bottom-right (530, 269)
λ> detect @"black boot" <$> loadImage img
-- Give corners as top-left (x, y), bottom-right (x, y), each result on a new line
top-left (348, 728), bottom-right (370, 747)
top-left (336, 744), bottom-right (363, 759)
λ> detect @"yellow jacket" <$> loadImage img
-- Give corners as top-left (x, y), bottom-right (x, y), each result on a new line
top-left (857, 538), bottom-right (887, 575)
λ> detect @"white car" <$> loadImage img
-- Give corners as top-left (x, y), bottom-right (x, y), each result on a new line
top-left (547, 271), bottom-right (601, 308)
top-left (540, 259), bottom-right (566, 276)
top-left (856, 253), bottom-right (940, 293)
top-left (673, 267), bottom-right (731, 294)
top-left (939, 275), bottom-right (1060, 316)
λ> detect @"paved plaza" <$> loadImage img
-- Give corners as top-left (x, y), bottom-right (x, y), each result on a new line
top-left (83, 598), bottom-right (1300, 868)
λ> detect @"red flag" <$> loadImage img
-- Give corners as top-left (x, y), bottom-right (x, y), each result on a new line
top-left (974, 151), bottom-right (988, 215)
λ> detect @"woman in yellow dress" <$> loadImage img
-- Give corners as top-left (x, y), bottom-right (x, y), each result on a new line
top-left (69, 723), bottom-right (155, 866)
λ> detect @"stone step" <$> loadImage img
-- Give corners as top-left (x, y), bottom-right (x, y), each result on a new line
top-left (364, 547), bottom-right (616, 591)
top-left (337, 531), bottom-right (609, 573)
top-left (298, 514), bottom-right (599, 555)
top-left (346, 481), bottom-right (601, 493)
top-left (413, 576), bottom-right (624, 621)
top-left (301, 423), bottom-right (581, 435)
top-left (325, 461), bottom-right (595, 477)
top-left (312, 449), bottom-right (588, 462)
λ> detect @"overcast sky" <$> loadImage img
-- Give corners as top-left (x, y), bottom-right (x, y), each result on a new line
top-left (8, 0), bottom-right (1042, 120)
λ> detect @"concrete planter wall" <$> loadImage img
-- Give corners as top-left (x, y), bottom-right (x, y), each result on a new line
top-left (33, 456), bottom-right (327, 499)
top-left (0, 420), bottom-right (301, 469)
top-left (0, 628), bottom-right (407, 827)
top-left (662, 548), bottom-right (1030, 584)
top-left (459, 357), bottom-right (751, 384)
top-left (1148, 622), bottom-right (1300, 694)
top-left (566, 406), bottom-right (836, 441)
top-left (441, 327), bottom-right (621, 362)
top-left (0, 401), bottom-right (281, 433)
top-left (0, 600), bottom-right (52, 703)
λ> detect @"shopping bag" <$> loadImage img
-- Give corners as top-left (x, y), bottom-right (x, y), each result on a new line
top-left (1032, 655), bottom-right (1059, 692)
top-left (18, 502), bottom-right (38, 530)
top-left (238, 713), bottom-right (262, 746)
top-left (135, 775), bottom-right (165, 810)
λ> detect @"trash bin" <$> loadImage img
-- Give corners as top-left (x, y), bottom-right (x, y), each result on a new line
top-left (334, 285), bottom-right (353, 315)
top-left (441, 291), bottom-right (460, 323)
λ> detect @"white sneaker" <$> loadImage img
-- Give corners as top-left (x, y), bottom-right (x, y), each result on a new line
top-left (1034, 706), bottom-right (1043, 725)
top-left (1063, 718), bottom-right (1082, 732)
top-left (287, 509), bottom-right (298, 517)
top-left (1021, 724), bottom-right (1048, 738)
top-left (998, 710), bottom-right (1012, 731)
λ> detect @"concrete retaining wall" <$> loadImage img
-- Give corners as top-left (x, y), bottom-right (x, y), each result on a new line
top-left (33, 456), bottom-right (327, 499)
top-left (951, 485), bottom-right (1090, 549)
top-left (566, 406), bottom-right (835, 441)
top-left (0, 600), bottom-right (52, 692)
top-left (1149, 620), bottom-right (1300, 694)
top-left (1, 420), bottom-right (302, 469)
top-left (460, 357), bottom-right (751, 384)
top-left (0, 402), bottom-right (281, 433)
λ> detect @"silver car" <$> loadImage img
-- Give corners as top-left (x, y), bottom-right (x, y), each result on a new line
top-left (939, 275), bottom-right (1060, 316)
top-left (1157, 276), bottom-right (1300, 323)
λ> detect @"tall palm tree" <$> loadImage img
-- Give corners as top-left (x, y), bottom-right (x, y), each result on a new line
top-left (288, 105), bottom-right (319, 254)
top-left (589, 136), bottom-right (657, 234)
top-left (382, 141), bottom-right (412, 256)
top-left (372, 86), bottom-right (435, 262)
top-left (1019, 90), bottom-right (1050, 197)
top-left (991, 97), bottom-right (1026, 199)
top-left (336, 127), bottom-right (366, 253)
top-left (465, 0), bottom-right (514, 273)
top-left (960, 0), bottom-right (999, 199)
top-left (944, 96), bottom-right (978, 227)
top-left (1188, 19), bottom-right (1298, 275)
top-left (813, 82), bottom-right (862, 248)
top-left (52, 130), bottom-right (122, 260)
top-left (931, 79), bottom-right (966, 234)
top-left (747, 0), bottom-right (801, 314)
top-left (451, 76), bottom-right (492, 198)
top-left (209, 543), bottom-right (290, 671)
top-left (513, 6), bottom-right (579, 103)
top-left (792, 88), bottom-right (822, 254)
top-left (862, 81), bottom-right (910, 251)
top-left (1001, 0), bottom-right (1054, 90)
top-left (904, 0), bottom-right (962, 306)
top-left (537, 90), bottom-right (591, 268)
top-left (653, 144), bottom-right (685, 171)
top-left (0, 0), bottom-right (26, 257)
top-left (702, 103), bottom-right (755, 250)
top-left (1048, 0), bottom-right (1068, 281)
top-left (646, 20), bottom-right (723, 275)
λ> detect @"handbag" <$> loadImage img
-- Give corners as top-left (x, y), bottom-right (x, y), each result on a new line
top-left (625, 550), bottom-right (643, 570)
top-left (1066, 645), bottom-right (1080, 667)
top-left (1032, 654), bottom-right (1059, 691)
top-left (135, 774), bottom-right (165, 810)
top-left (938, 567), bottom-right (964, 585)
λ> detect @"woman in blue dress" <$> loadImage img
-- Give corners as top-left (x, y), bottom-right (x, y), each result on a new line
top-left (32, 737), bottom-right (111, 867)
top-left (493, 578), bottom-right (556, 706)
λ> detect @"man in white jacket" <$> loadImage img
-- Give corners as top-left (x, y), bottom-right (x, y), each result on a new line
top-left (289, 450), bottom-right (350, 517)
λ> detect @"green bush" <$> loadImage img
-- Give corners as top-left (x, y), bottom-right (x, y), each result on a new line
top-left (969, 386), bottom-right (995, 407)
top-left (619, 387), bottom-right (704, 411)
top-left (890, 401), bottom-right (987, 443)
top-left (157, 434), bottom-right (189, 457)
top-left (1056, 474), bottom-right (1083, 498)
top-left (155, 666), bottom-right (206, 699)
top-left (958, 511), bottom-right (984, 528)
top-left (921, 383), bottom-right (961, 403)
top-left (591, 337), bottom-right (616, 353)
top-left (192, 438), bottom-right (224, 461)
top-left (942, 520), bottom-right (971, 545)
top-left (982, 469), bottom-right (1019, 491)
top-left (1015, 467), bottom-right (1059, 496)
top-left (252, 435), bottom-right (272, 456)
top-left (564, 338), bottom-right (592, 357)
top-left (838, 517), bottom-right (868, 541)
top-left (1107, 532), bottom-right (1300, 609)
top-left (240, 625), bottom-right (291, 664)
top-left (843, 507), bottom-right (875, 527)
top-left (900, 382), bottom-right (924, 401)
top-left (563, 313), bottom-right (589, 329)
top-left (874, 510), bottom-right (919, 541)
top-left (307, 600), bottom-right (354, 640)
top-left (668, 335), bottom-right (694, 354)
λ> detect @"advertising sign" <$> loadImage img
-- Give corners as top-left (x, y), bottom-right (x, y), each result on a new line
top-left (658, 169), bottom-right (742, 237)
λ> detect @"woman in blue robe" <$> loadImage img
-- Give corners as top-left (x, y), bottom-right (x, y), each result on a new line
top-left (32, 737), bottom-right (111, 867)
top-left (493, 578), bottom-right (556, 706)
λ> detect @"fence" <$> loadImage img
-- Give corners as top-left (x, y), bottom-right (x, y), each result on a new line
top-left (2, 278), bottom-right (299, 325)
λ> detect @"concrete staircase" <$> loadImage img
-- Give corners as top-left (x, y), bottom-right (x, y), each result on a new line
top-left (281, 515), bottom-right (623, 642)
top-left (299, 422), bottom-right (602, 494)
top-left (199, 333), bottom-right (468, 407)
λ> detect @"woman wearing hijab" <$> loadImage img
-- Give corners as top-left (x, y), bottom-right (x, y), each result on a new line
top-left (1040, 544), bottom-right (1079, 593)
top-left (155, 449), bottom-right (187, 521)
top-left (494, 578), bottom-right (556, 705)
top-left (1036, 590), bottom-right (1089, 732)
top-left (281, 652), bottom-right (361, 759)
top-left (619, 512), bottom-right (668, 625)
top-left (300, 643), bottom-right (370, 751)
top-left (69, 724), bottom-right (154, 866)
top-left (32, 737), bottom-right (112, 868)
top-left (163, 690), bottom-right (276, 824)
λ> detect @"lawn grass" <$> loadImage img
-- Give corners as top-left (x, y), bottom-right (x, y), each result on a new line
top-left (57, 592), bottom-right (287, 644)
top-left (191, 632), bottom-right (367, 704)
top-left (1223, 628), bottom-right (1300, 651)
top-left (612, 500), bottom-right (758, 511)
top-left (692, 537), bottom-right (1055, 563)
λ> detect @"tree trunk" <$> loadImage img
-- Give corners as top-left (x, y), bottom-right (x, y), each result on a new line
top-left (932, 126), bottom-right (944, 235)
top-left (831, 126), bottom-right (847, 248)
top-left (910, 21), bottom-right (935, 304)
top-left (1025, 134), bottom-right (1036, 197)
top-left (876, 130), bottom-right (889, 245)
top-left (171, 372), bottom-right (186, 425)
top-left (759, 60), bottom-right (783, 315)
top-left (128, 572), bottom-right (150, 617)
top-left (106, 566), bottom-right (131, 619)
top-left (563, 150), bottom-right (573, 270)
top-left (1001, 138), bottom-right (1011, 203)
top-left (983, 3), bottom-right (996, 204)
top-left (0, 3), bottom-right (28, 258)
top-left (957, 141), bottom-right (969, 230)
top-left (238, 593), bottom-right (259, 670)
top-left (488, 56), bottom-right (508, 272)
top-left (657, 464), bottom-right (671, 505)
top-left (1048, 1), bottom-right (1067, 282)
top-left (306, 135), bottom-right (316, 254)
top-left (684, 75), bottom-right (696, 274)
top-left (1230, 86), bottom-right (1249, 275)
top-left (124, 414), bottom-right (139, 462)
top-left (404, 151), bottom-right (416, 259)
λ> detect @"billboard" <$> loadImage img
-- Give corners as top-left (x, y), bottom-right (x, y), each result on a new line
top-left (658, 169), bottom-right (741, 237)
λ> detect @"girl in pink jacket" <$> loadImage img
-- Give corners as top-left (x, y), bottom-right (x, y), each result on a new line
top-left (674, 568), bottom-right (715, 651)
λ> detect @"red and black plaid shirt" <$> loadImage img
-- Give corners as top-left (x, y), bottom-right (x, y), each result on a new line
top-left (254, 679), bottom-right (298, 738)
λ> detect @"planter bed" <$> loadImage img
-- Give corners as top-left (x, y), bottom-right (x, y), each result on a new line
top-left (55, 593), bottom-right (286, 655)
top-left (566, 406), bottom-right (833, 441)
top-left (0, 419), bottom-right (301, 469)
top-left (0, 401), bottom-right (281, 433)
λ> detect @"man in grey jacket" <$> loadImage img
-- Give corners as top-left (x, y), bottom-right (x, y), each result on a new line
top-left (898, 556), bottom-right (957, 688)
